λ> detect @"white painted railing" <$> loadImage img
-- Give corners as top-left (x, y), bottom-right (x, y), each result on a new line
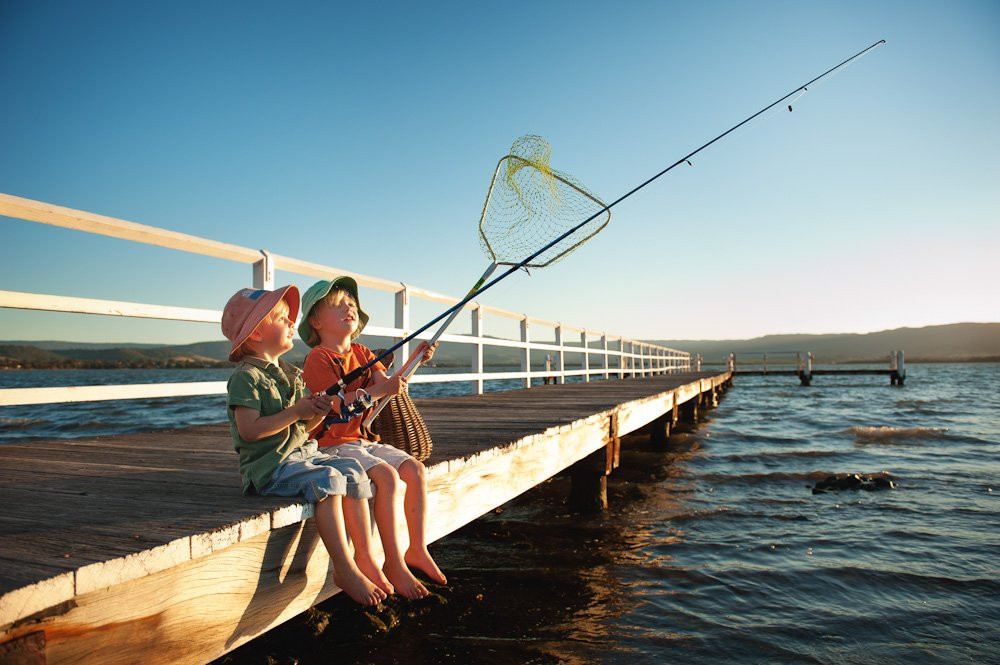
top-left (0, 193), bottom-right (690, 407)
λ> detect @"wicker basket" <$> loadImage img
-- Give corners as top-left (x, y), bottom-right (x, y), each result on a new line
top-left (367, 350), bottom-right (433, 461)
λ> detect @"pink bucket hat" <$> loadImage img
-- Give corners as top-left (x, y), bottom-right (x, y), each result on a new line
top-left (221, 285), bottom-right (300, 361)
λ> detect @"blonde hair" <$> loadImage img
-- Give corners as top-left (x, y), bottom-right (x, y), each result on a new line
top-left (232, 299), bottom-right (290, 361)
top-left (304, 287), bottom-right (358, 346)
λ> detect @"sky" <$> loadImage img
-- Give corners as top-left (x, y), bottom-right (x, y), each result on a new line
top-left (1, 0), bottom-right (998, 346)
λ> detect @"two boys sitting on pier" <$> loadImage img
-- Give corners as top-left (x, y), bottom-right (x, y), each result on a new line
top-left (221, 280), bottom-right (443, 606)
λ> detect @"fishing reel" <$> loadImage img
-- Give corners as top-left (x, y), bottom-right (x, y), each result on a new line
top-left (343, 388), bottom-right (373, 418)
top-left (323, 388), bottom-right (374, 427)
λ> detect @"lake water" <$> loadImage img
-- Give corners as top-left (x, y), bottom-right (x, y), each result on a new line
top-left (3, 364), bottom-right (998, 663)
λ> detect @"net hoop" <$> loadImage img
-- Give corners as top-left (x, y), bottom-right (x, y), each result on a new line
top-left (478, 137), bottom-right (610, 268)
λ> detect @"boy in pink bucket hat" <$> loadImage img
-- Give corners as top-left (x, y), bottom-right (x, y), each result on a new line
top-left (222, 285), bottom-right (389, 606)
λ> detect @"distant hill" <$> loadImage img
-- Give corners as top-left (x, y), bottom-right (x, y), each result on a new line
top-left (0, 343), bottom-right (231, 369)
top-left (646, 322), bottom-right (1000, 364)
top-left (4, 322), bottom-right (997, 369)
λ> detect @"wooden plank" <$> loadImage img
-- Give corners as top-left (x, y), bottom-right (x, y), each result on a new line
top-left (0, 193), bottom-right (260, 264)
top-left (0, 444), bottom-right (237, 473)
top-left (0, 554), bottom-right (77, 626)
top-left (0, 290), bottom-right (221, 324)
top-left (1, 520), bottom-right (337, 664)
top-left (0, 382), bottom-right (227, 406)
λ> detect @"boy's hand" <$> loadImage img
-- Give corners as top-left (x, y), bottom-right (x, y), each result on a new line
top-left (416, 341), bottom-right (438, 363)
top-left (294, 394), bottom-right (333, 420)
top-left (383, 372), bottom-right (407, 396)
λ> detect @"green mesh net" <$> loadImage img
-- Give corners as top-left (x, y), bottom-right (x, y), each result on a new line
top-left (478, 135), bottom-right (610, 268)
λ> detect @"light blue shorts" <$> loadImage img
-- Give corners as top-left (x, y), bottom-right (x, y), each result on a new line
top-left (259, 441), bottom-right (374, 503)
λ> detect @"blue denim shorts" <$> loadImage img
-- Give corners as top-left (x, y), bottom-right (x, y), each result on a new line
top-left (259, 441), bottom-right (374, 503)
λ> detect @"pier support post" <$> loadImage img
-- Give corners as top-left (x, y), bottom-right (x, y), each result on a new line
top-left (703, 387), bottom-right (718, 409)
top-left (569, 414), bottom-right (620, 513)
top-left (679, 397), bottom-right (699, 424)
top-left (798, 351), bottom-right (812, 387)
top-left (568, 455), bottom-right (607, 513)
top-left (649, 413), bottom-right (672, 448)
top-left (891, 350), bottom-right (906, 386)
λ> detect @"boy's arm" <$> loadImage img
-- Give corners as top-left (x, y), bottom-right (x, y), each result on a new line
top-left (362, 342), bottom-right (435, 401)
top-left (404, 341), bottom-right (437, 369)
top-left (352, 372), bottom-right (404, 402)
top-left (233, 394), bottom-right (332, 442)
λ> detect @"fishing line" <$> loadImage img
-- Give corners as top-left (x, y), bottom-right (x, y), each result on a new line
top-left (325, 39), bottom-right (886, 397)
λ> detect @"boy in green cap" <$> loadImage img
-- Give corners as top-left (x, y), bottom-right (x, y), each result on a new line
top-left (222, 285), bottom-right (389, 606)
top-left (300, 277), bottom-right (446, 600)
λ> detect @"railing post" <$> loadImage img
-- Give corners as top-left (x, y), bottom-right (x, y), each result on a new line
top-left (252, 250), bottom-right (274, 290)
top-left (394, 285), bottom-right (410, 374)
top-left (471, 305), bottom-right (484, 394)
top-left (555, 324), bottom-right (565, 384)
top-left (581, 331), bottom-right (590, 382)
top-left (520, 316), bottom-right (531, 389)
top-left (602, 333), bottom-right (609, 380)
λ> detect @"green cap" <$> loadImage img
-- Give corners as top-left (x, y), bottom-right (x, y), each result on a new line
top-left (298, 276), bottom-right (370, 345)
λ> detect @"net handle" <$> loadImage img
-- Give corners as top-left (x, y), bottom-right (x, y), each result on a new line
top-left (361, 262), bottom-right (498, 427)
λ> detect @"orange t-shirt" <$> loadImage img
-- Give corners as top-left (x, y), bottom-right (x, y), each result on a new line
top-left (302, 343), bottom-right (386, 447)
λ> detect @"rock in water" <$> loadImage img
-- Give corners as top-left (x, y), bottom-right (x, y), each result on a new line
top-left (812, 471), bottom-right (896, 494)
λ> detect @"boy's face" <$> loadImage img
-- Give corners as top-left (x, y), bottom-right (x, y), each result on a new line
top-left (310, 290), bottom-right (359, 342)
top-left (253, 299), bottom-right (295, 357)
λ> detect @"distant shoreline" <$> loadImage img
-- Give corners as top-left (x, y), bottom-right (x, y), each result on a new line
top-left (3, 358), bottom-right (998, 371)
top-left (0, 360), bottom-right (231, 371)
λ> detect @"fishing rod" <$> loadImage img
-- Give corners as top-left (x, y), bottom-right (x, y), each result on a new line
top-left (326, 39), bottom-right (886, 399)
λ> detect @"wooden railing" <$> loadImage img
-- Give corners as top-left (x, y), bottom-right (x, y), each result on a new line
top-left (0, 193), bottom-right (690, 407)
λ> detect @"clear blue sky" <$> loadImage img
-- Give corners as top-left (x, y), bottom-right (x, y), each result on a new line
top-left (2, 0), bottom-right (998, 345)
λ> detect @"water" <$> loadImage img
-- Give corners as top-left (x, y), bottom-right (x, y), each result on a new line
top-left (4, 364), bottom-right (999, 663)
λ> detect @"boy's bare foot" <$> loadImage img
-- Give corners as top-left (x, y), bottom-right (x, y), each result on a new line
top-left (356, 554), bottom-right (394, 596)
top-left (334, 569), bottom-right (387, 607)
top-left (405, 546), bottom-right (447, 585)
top-left (383, 560), bottom-right (429, 600)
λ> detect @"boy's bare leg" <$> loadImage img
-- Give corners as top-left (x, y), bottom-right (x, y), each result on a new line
top-left (367, 462), bottom-right (429, 599)
top-left (314, 495), bottom-right (387, 606)
top-left (342, 496), bottom-right (394, 596)
top-left (399, 459), bottom-right (448, 585)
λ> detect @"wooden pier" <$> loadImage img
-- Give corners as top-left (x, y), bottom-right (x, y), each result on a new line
top-left (0, 370), bottom-right (731, 664)
top-left (730, 350), bottom-right (906, 386)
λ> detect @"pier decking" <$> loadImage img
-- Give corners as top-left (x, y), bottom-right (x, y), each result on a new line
top-left (0, 370), bottom-right (730, 664)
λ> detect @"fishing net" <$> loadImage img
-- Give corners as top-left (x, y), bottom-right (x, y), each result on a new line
top-left (478, 135), bottom-right (610, 268)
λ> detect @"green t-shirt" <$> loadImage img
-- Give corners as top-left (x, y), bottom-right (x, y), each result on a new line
top-left (227, 356), bottom-right (311, 493)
